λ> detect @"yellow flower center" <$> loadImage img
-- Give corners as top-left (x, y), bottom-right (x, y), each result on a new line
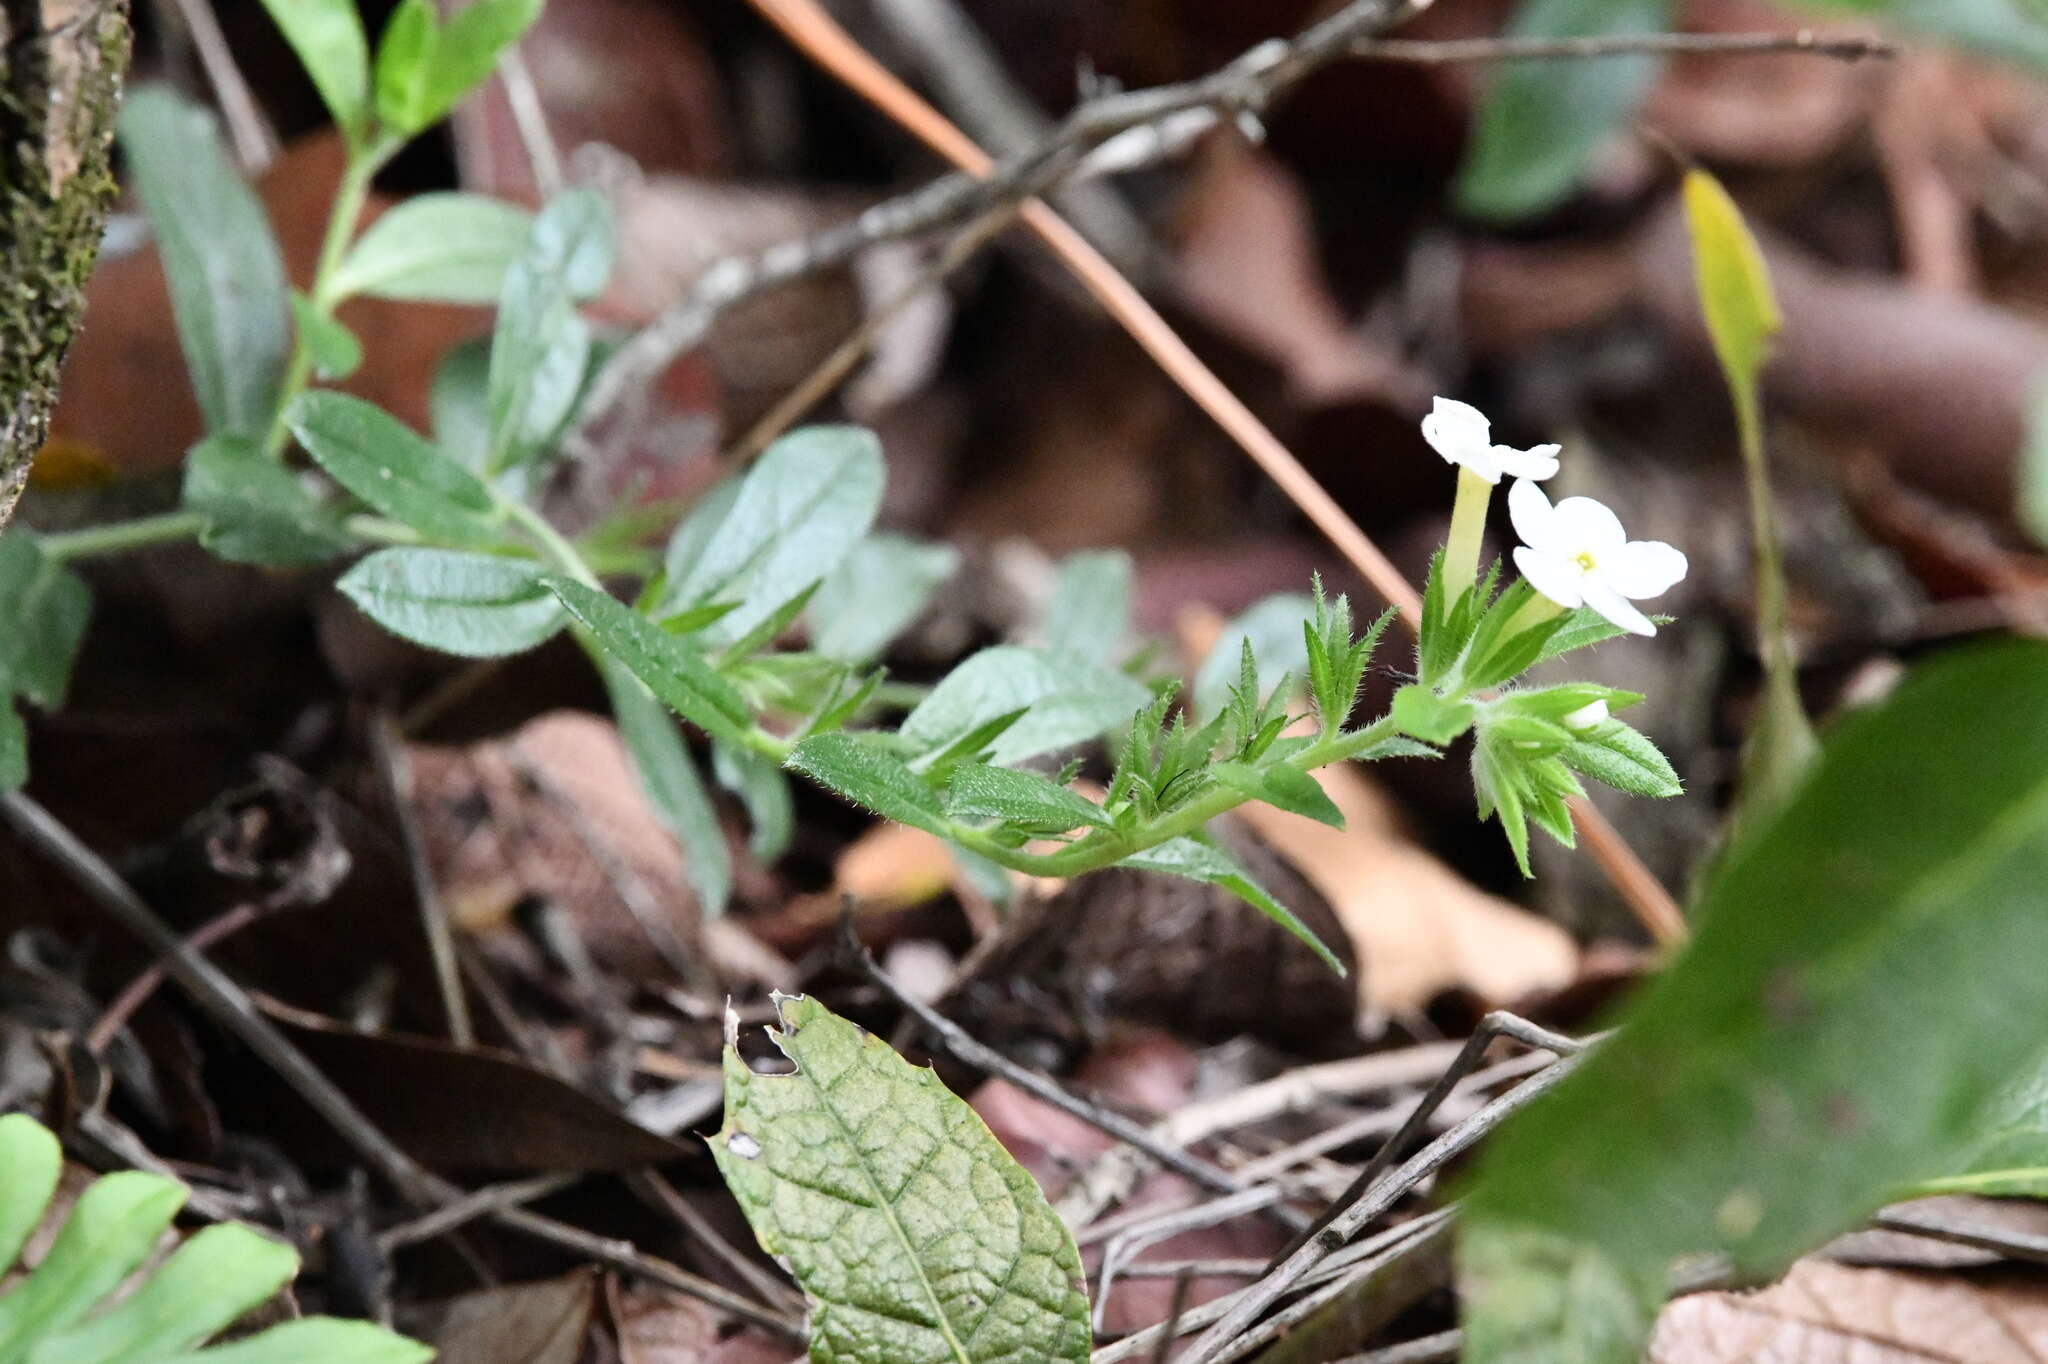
top-left (1572, 551), bottom-right (1599, 574)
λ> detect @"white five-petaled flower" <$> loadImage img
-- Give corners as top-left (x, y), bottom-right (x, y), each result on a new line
top-left (1509, 479), bottom-right (1688, 637)
top-left (1422, 397), bottom-right (1561, 486)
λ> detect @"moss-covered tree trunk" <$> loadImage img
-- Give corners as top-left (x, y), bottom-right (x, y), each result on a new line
top-left (0, 0), bottom-right (130, 531)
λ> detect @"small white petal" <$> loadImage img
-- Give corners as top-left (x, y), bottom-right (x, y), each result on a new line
top-left (1508, 478), bottom-right (1560, 552)
top-left (1493, 443), bottom-right (1561, 482)
top-left (1562, 699), bottom-right (1610, 732)
top-left (1514, 546), bottom-right (1587, 610)
top-left (1581, 579), bottom-right (1656, 636)
top-left (1610, 539), bottom-right (1689, 600)
top-left (1422, 397), bottom-right (1495, 476)
top-left (1547, 497), bottom-right (1629, 557)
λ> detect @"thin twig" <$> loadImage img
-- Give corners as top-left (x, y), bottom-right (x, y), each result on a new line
top-left (633, 1169), bottom-right (808, 1314)
top-left (496, 48), bottom-right (565, 200)
top-left (1335, 1330), bottom-right (1461, 1364)
top-left (1150, 1268), bottom-right (1196, 1364)
top-left (1873, 1206), bottom-right (2048, 1265)
top-left (380, 1171), bottom-right (582, 1252)
top-left (1180, 1053), bottom-right (1584, 1364)
top-left (1095, 1186), bottom-right (1285, 1334)
top-left (371, 711), bottom-right (474, 1047)
top-left (87, 902), bottom-right (261, 1055)
top-left (838, 913), bottom-right (1303, 1227)
top-left (736, 0), bottom-right (1694, 945)
top-left (160, 0), bottom-right (278, 172)
top-left (1353, 29), bottom-right (1895, 64)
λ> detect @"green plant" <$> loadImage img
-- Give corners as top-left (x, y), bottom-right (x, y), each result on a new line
top-left (0, 1114), bottom-right (429, 1363)
top-left (0, 0), bottom-right (1691, 962)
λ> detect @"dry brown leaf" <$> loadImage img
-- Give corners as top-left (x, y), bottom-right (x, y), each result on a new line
top-left (1236, 762), bottom-right (1579, 1019)
top-left (426, 1269), bottom-right (596, 1364)
top-left (833, 821), bottom-right (957, 908)
top-left (1651, 1259), bottom-right (2048, 1363)
top-left (608, 1277), bottom-right (797, 1363)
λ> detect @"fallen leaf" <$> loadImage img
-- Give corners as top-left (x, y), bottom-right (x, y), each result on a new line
top-left (426, 1269), bottom-right (596, 1364)
top-left (608, 1276), bottom-right (797, 1363)
top-left (1651, 1258), bottom-right (2048, 1363)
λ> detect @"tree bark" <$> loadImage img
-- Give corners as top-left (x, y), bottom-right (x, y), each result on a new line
top-left (0, 0), bottom-right (131, 531)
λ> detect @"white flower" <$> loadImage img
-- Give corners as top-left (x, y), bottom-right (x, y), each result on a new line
top-left (1562, 699), bottom-right (1610, 732)
top-left (1509, 479), bottom-right (1688, 637)
top-left (1422, 397), bottom-right (1561, 486)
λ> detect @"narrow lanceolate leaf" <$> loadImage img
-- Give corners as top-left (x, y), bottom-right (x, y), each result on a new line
top-left (372, 0), bottom-right (543, 134)
top-left (287, 392), bottom-right (502, 547)
top-left (1194, 593), bottom-right (1313, 720)
top-left (289, 292), bottom-right (363, 380)
top-left (545, 578), bottom-right (752, 747)
top-left (714, 741), bottom-right (796, 862)
top-left (1040, 549), bottom-right (1132, 664)
top-left (119, 87), bottom-right (290, 441)
top-left (1559, 720), bottom-right (1681, 799)
top-left (1685, 167), bottom-right (1815, 819)
top-left (0, 1113), bottom-right (61, 1273)
top-left (0, 535), bottom-right (91, 710)
top-left (1455, 0), bottom-right (1673, 221)
top-left (1123, 837), bottom-right (1344, 975)
top-left (182, 435), bottom-right (355, 567)
top-left (330, 193), bottom-right (534, 304)
top-left (1460, 640), bottom-right (2048, 1364)
top-left (670, 427), bottom-right (886, 645)
top-left (945, 763), bottom-right (1114, 833)
top-left (603, 659), bottom-right (733, 918)
top-left (26, 1224), bottom-right (298, 1364)
top-left (0, 1172), bottom-right (186, 1352)
top-left (901, 646), bottom-right (1150, 768)
top-left (254, 0), bottom-right (370, 138)
top-left (785, 733), bottom-right (950, 840)
top-left (339, 548), bottom-right (563, 657)
top-left (1211, 762), bottom-right (1344, 830)
top-left (714, 994), bottom-right (1092, 1364)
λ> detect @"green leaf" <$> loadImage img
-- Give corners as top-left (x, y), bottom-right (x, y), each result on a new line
top-left (0, 706), bottom-right (23, 793)
top-left (671, 427), bottom-right (885, 645)
top-left (1922, 1060), bottom-right (2048, 1198)
top-left (785, 733), bottom-right (950, 839)
top-left (1124, 837), bottom-right (1345, 975)
top-left (182, 435), bottom-right (355, 567)
top-left (1194, 594), bottom-right (1313, 720)
top-left (1390, 684), bottom-right (1475, 747)
top-left (1041, 549), bottom-right (1132, 663)
top-left (0, 536), bottom-right (91, 711)
top-left (0, 1115), bottom-right (61, 1274)
top-left (289, 291), bottom-right (363, 380)
top-left (1455, 0), bottom-right (1672, 221)
top-left (338, 548), bottom-right (563, 657)
top-left (714, 740), bottom-right (796, 862)
top-left (809, 534), bottom-right (959, 663)
top-left (900, 646), bottom-right (1150, 768)
top-left (1559, 719), bottom-right (1681, 799)
top-left (0, 1171), bottom-right (187, 1354)
top-left (545, 578), bottom-right (752, 747)
top-left (286, 391), bottom-right (502, 547)
top-left (486, 193), bottom-right (613, 474)
top-left (254, 0), bottom-right (370, 139)
top-left (1459, 639), bottom-right (2048, 1363)
top-left (26, 1224), bottom-right (298, 1364)
top-left (945, 763), bottom-right (1114, 833)
top-left (714, 994), bottom-right (1091, 1364)
top-left (169, 1319), bottom-right (433, 1364)
top-left (119, 87), bottom-right (290, 441)
top-left (373, 0), bottom-right (542, 134)
top-left (1211, 761), bottom-right (1344, 830)
top-left (1685, 168), bottom-right (1780, 436)
top-left (602, 659), bottom-right (733, 917)
top-left (1528, 606), bottom-right (1642, 667)
top-left (431, 337), bottom-right (494, 473)
top-left (330, 193), bottom-right (535, 303)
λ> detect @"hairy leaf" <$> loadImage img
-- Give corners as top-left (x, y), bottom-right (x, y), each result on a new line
top-left (946, 763), bottom-right (1114, 833)
top-left (183, 436), bottom-right (355, 567)
top-left (809, 535), bottom-right (959, 663)
top-left (547, 579), bottom-right (752, 747)
top-left (602, 660), bottom-right (733, 918)
top-left (785, 733), bottom-right (950, 839)
top-left (486, 192), bottom-right (613, 473)
top-left (1124, 837), bottom-right (1344, 974)
top-left (331, 193), bottom-right (535, 304)
top-left (713, 994), bottom-right (1091, 1363)
top-left (1211, 762), bottom-right (1344, 830)
top-left (287, 392), bottom-right (502, 547)
top-left (1460, 639), bottom-right (2048, 1363)
top-left (338, 548), bottom-right (563, 657)
top-left (901, 646), bottom-right (1150, 768)
top-left (119, 88), bottom-right (290, 441)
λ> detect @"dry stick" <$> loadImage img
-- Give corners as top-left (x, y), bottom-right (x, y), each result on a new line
top-left (633, 1169), bottom-right (808, 1314)
top-left (739, 0), bottom-right (1701, 947)
top-left (1094, 1186), bottom-right (1286, 1334)
top-left (496, 48), bottom-right (565, 201)
top-left (1180, 1055), bottom-right (1583, 1364)
top-left (0, 790), bottom-right (804, 1342)
top-left (1336, 1330), bottom-right (1461, 1364)
top-left (1354, 28), bottom-right (1893, 63)
top-left (1205, 1212), bottom-right (1458, 1364)
top-left (371, 711), bottom-right (475, 1047)
top-left (1264, 1014), bottom-right (1582, 1274)
top-left (837, 914), bottom-right (1305, 1228)
top-left (162, 0), bottom-right (278, 172)
top-left (1873, 1206), bottom-right (2048, 1265)
top-left (87, 901), bottom-right (260, 1055)
top-left (1149, 1268), bottom-right (1197, 1364)
top-left (380, 1171), bottom-right (583, 1252)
